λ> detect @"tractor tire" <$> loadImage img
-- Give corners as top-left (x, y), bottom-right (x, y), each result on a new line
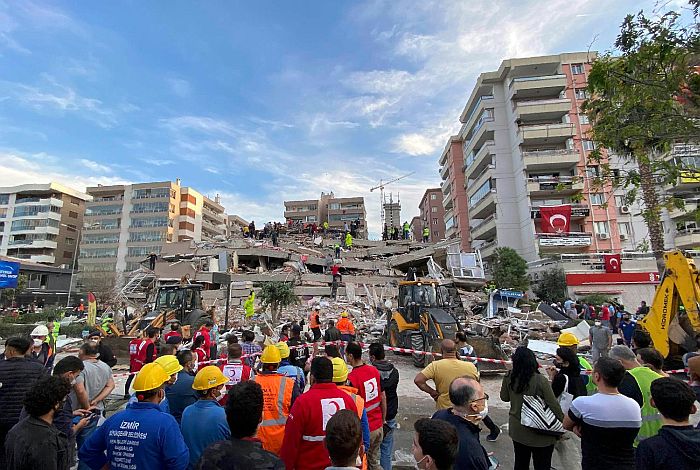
top-left (184, 310), bottom-right (210, 333)
top-left (411, 334), bottom-right (426, 368)
top-left (388, 321), bottom-right (401, 354)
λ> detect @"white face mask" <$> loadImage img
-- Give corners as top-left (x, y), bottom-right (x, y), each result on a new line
top-left (415, 455), bottom-right (428, 470)
top-left (33, 339), bottom-right (43, 347)
top-left (594, 321), bottom-right (602, 326)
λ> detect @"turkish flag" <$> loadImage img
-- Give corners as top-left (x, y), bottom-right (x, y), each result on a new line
top-left (603, 254), bottom-right (622, 273)
top-left (539, 205), bottom-right (572, 234)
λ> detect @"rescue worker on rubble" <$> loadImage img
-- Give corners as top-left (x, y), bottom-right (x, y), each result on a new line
top-left (422, 226), bottom-right (430, 243)
top-left (257, 345), bottom-right (300, 455)
top-left (402, 221), bottom-right (410, 240)
top-left (182, 365), bottom-right (231, 468)
top-left (345, 232), bottom-right (353, 250)
top-left (29, 324), bottom-right (55, 371)
top-left (334, 242), bottom-right (341, 259)
top-left (277, 341), bottom-right (306, 391)
top-left (280, 357), bottom-right (359, 470)
top-left (309, 305), bottom-right (322, 342)
top-left (332, 357), bottom-right (371, 467)
top-left (557, 331), bottom-right (595, 394)
top-left (337, 312), bottom-right (356, 343)
top-left (79, 363), bottom-right (190, 470)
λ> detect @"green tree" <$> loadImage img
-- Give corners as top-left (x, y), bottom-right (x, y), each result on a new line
top-left (532, 268), bottom-right (568, 303)
top-left (584, 2), bottom-right (699, 266)
top-left (0, 274), bottom-right (27, 306)
top-left (258, 281), bottom-right (298, 325)
top-left (491, 247), bottom-right (530, 292)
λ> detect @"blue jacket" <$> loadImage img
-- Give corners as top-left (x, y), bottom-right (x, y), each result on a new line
top-left (128, 393), bottom-right (170, 413)
top-left (278, 360), bottom-right (306, 390)
top-left (78, 401), bottom-right (189, 470)
top-left (181, 399), bottom-right (230, 469)
top-left (166, 370), bottom-right (198, 423)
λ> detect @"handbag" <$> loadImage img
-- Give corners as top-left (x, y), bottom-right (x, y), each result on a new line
top-left (557, 374), bottom-right (574, 415)
top-left (521, 394), bottom-right (565, 436)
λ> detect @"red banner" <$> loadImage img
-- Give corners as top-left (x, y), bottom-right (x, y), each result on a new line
top-left (603, 254), bottom-right (622, 273)
top-left (566, 272), bottom-right (659, 286)
top-left (539, 205), bottom-right (572, 234)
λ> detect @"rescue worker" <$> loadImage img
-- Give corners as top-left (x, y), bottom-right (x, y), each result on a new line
top-left (100, 312), bottom-right (114, 334)
top-left (29, 324), bottom-right (55, 371)
top-left (192, 335), bottom-right (209, 367)
top-left (48, 315), bottom-right (60, 351)
top-left (287, 324), bottom-right (310, 373)
top-left (219, 343), bottom-right (255, 405)
top-left (402, 221), bottom-right (410, 240)
top-left (334, 242), bottom-right (341, 259)
top-left (345, 232), bottom-right (353, 250)
top-left (337, 312), bottom-right (356, 357)
top-left (332, 357), bottom-right (371, 465)
top-left (79, 363), bottom-right (190, 470)
top-left (323, 221), bottom-right (329, 234)
top-left (128, 327), bottom-right (159, 397)
top-left (164, 321), bottom-right (183, 343)
top-left (277, 341), bottom-right (305, 391)
top-left (309, 305), bottom-right (322, 342)
top-left (153, 354), bottom-right (183, 413)
top-left (244, 290), bottom-right (256, 318)
top-left (125, 331), bottom-right (145, 398)
top-left (181, 366), bottom-right (231, 469)
top-left (280, 357), bottom-right (358, 470)
top-left (422, 226), bottom-right (430, 243)
top-left (193, 320), bottom-right (213, 355)
top-left (557, 331), bottom-right (595, 394)
top-left (166, 350), bottom-right (199, 424)
top-left (257, 345), bottom-right (300, 455)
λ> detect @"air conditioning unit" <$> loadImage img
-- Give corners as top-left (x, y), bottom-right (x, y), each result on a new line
top-left (620, 206), bottom-right (630, 214)
top-left (620, 233), bottom-right (628, 241)
top-left (597, 233), bottom-right (609, 240)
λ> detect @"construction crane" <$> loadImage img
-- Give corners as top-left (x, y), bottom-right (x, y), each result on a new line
top-left (370, 172), bottom-right (414, 233)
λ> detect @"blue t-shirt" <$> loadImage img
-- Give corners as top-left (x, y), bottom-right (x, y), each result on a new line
top-left (181, 400), bottom-right (230, 469)
top-left (619, 320), bottom-right (637, 341)
top-left (166, 370), bottom-right (199, 423)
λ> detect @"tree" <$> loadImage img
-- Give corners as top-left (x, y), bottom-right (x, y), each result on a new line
top-left (258, 281), bottom-right (298, 325)
top-left (491, 247), bottom-right (530, 292)
top-left (79, 272), bottom-right (118, 306)
top-left (583, 1), bottom-right (699, 266)
top-left (0, 274), bottom-right (27, 307)
top-left (532, 268), bottom-right (568, 303)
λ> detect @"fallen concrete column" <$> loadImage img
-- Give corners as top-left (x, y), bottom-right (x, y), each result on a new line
top-left (294, 286), bottom-right (347, 296)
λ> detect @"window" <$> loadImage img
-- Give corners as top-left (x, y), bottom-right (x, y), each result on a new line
top-left (86, 205), bottom-right (122, 216)
top-left (431, 207), bottom-right (437, 213)
top-left (63, 251), bottom-right (73, 259)
top-left (329, 203), bottom-right (340, 210)
top-left (68, 211), bottom-right (78, 218)
top-left (65, 224), bottom-right (77, 232)
top-left (571, 63), bottom-right (584, 75)
top-left (586, 165), bottom-right (600, 177)
top-left (433, 218), bottom-right (438, 225)
top-left (582, 140), bottom-right (596, 151)
top-left (129, 231), bottom-right (167, 242)
top-left (70, 197), bottom-right (81, 205)
top-left (614, 195), bottom-right (625, 207)
top-left (131, 202), bottom-right (169, 213)
top-left (618, 222), bottom-right (631, 236)
top-left (65, 237), bottom-right (75, 246)
top-left (469, 180), bottom-right (492, 207)
top-left (579, 114), bottom-right (589, 124)
top-left (594, 221), bottom-right (610, 235)
top-left (433, 231), bottom-right (439, 237)
top-left (575, 89), bottom-right (588, 100)
top-left (82, 234), bottom-right (120, 244)
top-left (0, 194), bottom-right (10, 205)
top-left (590, 193), bottom-right (605, 205)
top-left (430, 194), bottom-right (437, 200)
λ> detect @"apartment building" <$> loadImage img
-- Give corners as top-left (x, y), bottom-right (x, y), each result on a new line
top-left (79, 180), bottom-right (226, 278)
top-left (0, 183), bottom-right (91, 266)
top-left (439, 136), bottom-right (471, 250)
top-left (226, 214), bottom-right (250, 238)
top-left (662, 144), bottom-right (700, 250)
top-left (284, 192), bottom-right (367, 238)
top-left (449, 52), bottom-right (638, 265)
top-left (418, 188), bottom-right (446, 243)
top-left (410, 216), bottom-right (422, 241)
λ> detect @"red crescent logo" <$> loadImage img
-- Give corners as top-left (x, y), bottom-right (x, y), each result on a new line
top-left (368, 381), bottom-right (376, 395)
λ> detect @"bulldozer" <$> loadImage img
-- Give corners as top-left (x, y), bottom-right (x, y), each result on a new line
top-left (137, 283), bottom-right (211, 334)
top-left (638, 250), bottom-right (700, 367)
top-left (386, 271), bottom-right (461, 368)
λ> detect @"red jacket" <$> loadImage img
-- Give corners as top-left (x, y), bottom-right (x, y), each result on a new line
top-left (163, 330), bottom-right (182, 342)
top-left (218, 360), bottom-right (254, 405)
top-left (194, 327), bottom-right (211, 352)
top-left (194, 347), bottom-right (208, 367)
top-left (280, 382), bottom-right (358, 470)
top-left (135, 338), bottom-right (157, 369)
top-left (348, 363), bottom-right (383, 432)
top-left (128, 338), bottom-right (144, 371)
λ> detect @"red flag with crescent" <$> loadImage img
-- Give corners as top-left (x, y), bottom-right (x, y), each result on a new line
top-left (603, 254), bottom-right (622, 273)
top-left (539, 204), bottom-right (572, 234)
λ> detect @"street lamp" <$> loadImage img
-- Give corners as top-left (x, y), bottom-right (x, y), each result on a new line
top-left (62, 222), bottom-right (99, 308)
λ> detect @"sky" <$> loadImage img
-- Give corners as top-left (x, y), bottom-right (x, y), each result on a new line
top-left (0, 0), bottom-right (690, 238)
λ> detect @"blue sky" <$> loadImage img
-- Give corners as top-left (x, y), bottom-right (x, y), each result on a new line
top-left (0, 0), bottom-right (687, 237)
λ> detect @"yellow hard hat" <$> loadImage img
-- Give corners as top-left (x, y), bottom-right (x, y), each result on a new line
top-left (192, 366), bottom-right (228, 391)
top-left (331, 357), bottom-right (348, 383)
top-left (133, 363), bottom-right (170, 392)
top-left (261, 344), bottom-right (282, 364)
top-left (276, 341), bottom-right (290, 359)
top-left (155, 355), bottom-right (183, 376)
top-left (557, 332), bottom-right (579, 347)
top-left (341, 312), bottom-right (348, 318)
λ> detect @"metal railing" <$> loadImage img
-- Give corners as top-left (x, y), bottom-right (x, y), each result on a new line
top-left (509, 74), bottom-right (566, 89)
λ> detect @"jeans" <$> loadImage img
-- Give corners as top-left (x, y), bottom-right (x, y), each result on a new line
top-left (76, 418), bottom-right (99, 470)
top-left (367, 427), bottom-right (384, 470)
top-left (513, 441), bottom-right (554, 470)
top-left (380, 418), bottom-right (396, 470)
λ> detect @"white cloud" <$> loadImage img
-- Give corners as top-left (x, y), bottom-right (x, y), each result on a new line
top-left (167, 78), bottom-right (191, 98)
top-left (159, 115), bottom-right (239, 136)
top-left (395, 133), bottom-right (439, 156)
top-left (143, 158), bottom-right (175, 166)
top-left (80, 159), bottom-right (112, 173)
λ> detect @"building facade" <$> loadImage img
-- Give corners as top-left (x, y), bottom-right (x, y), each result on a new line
top-left (79, 180), bottom-right (226, 279)
top-left (226, 215), bottom-right (250, 238)
top-left (418, 188), bottom-right (446, 243)
top-left (284, 192), bottom-right (367, 238)
top-left (439, 136), bottom-right (471, 250)
top-left (0, 183), bottom-right (90, 266)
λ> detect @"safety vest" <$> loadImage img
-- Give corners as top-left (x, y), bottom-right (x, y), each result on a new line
top-left (257, 373), bottom-right (294, 455)
top-left (629, 366), bottom-right (663, 445)
top-left (51, 321), bottom-right (60, 343)
top-left (129, 338), bottom-right (145, 371)
top-left (135, 338), bottom-right (157, 368)
top-left (345, 234), bottom-right (353, 247)
top-left (339, 385), bottom-right (368, 470)
top-left (309, 311), bottom-right (320, 329)
top-left (337, 318), bottom-right (355, 336)
top-left (101, 316), bottom-right (113, 332)
top-left (423, 227), bottom-right (430, 236)
top-left (578, 356), bottom-right (597, 394)
top-left (323, 222), bottom-right (329, 229)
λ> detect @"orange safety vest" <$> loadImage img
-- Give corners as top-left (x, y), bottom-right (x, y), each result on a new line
top-left (309, 311), bottom-right (320, 329)
top-left (337, 318), bottom-right (355, 335)
top-left (339, 385), bottom-right (367, 470)
top-left (256, 372), bottom-right (295, 455)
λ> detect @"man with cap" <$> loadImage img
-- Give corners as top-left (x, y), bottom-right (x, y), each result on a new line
top-left (277, 341), bottom-right (305, 391)
top-left (79, 363), bottom-right (190, 470)
top-left (29, 324), bottom-right (55, 370)
top-left (557, 331), bottom-right (595, 394)
top-left (309, 305), bottom-right (322, 342)
top-left (181, 365), bottom-right (231, 468)
top-left (337, 312), bottom-right (355, 343)
top-left (257, 344), bottom-right (300, 455)
top-left (332, 356), bottom-right (371, 461)
top-left (87, 329), bottom-right (117, 367)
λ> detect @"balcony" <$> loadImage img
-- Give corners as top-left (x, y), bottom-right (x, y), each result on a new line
top-left (509, 74), bottom-right (567, 99)
top-left (476, 240), bottom-right (498, 259)
top-left (14, 197), bottom-right (64, 208)
top-left (536, 232), bottom-right (592, 251)
top-left (519, 123), bottom-right (576, 145)
top-left (527, 177), bottom-right (584, 196)
top-left (471, 215), bottom-right (497, 241)
top-left (462, 95), bottom-right (495, 138)
top-left (8, 239), bottom-right (58, 249)
top-left (668, 198), bottom-right (700, 219)
top-left (467, 166), bottom-right (494, 198)
top-left (469, 190), bottom-right (496, 219)
top-left (464, 141), bottom-right (495, 180)
top-left (10, 225), bottom-right (60, 235)
top-left (442, 192), bottom-right (454, 211)
top-left (440, 163), bottom-right (450, 180)
top-left (675, 228), bottom-right (700, 249)
top-left (531, 203), bottom-right (590, 220)
top-left (522, 148), bottom-right (580, 170)
top-left (25, 254), bottom-right (56, 264)
top-left (463, 116), bottom-right (495, 152)
top-left (514, 98), bottom-right (571, 123)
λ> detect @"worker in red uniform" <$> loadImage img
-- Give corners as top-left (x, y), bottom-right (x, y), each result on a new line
top-left (193, 320), bottom-right (213, 353)
top-left (163, 321), bottom-right (182, 343)
top-left (309, 306), bottom-right (322, 342)
top-left (126, 327), bottom-right (159, 398)
top-left (125, 332), bottom-right (145, 399)
top-left (192, 335), bottom-right (209, 369)
top-left (347, 342), bottom-right (386, 470)
top-left (280, 357), bottom-right (358, 470)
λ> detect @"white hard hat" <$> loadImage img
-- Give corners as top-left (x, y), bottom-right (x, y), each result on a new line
top-left (31, 325), bottom-right (50, 337)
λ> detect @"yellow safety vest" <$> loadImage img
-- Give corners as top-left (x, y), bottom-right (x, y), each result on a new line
top-left (629, 366), bottom-right (663, 446)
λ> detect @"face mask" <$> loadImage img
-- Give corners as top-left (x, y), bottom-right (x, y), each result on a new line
top-left (553, 360), bottom-right (564, 369)
top-left (415, 455), bottom-right (428, 470)
top-left (468, 400), bottom-right (489, 420)
top-left (171, 374), bottom-right (178, 385)
top-left (33, 339), bottom-right (43, 347)
top-left (159, 390), bottom-right (167, 404)
top-left (594, 321), bottom-right (602, 326)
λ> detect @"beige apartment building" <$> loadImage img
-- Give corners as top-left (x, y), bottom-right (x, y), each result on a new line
top-left (284, 192), bottom-right (367, 238)
top-left (0, 183), bottom-right (91, 266)
top-left (79, 180), bottom-right (226, 278)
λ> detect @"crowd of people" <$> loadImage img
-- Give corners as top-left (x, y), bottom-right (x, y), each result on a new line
top-left (1, 302), bottom-right (699, 470)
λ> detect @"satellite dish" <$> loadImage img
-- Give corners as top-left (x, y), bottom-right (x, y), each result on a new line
top-left (384, 300), bottom-right (393, 309)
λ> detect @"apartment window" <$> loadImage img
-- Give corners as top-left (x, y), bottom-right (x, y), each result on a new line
top-left (128, 246), bottom-right (162, 258)
top-left (131, 202), bottom-right (169, 214)
top-left (65, 237), bottom-right (75, 246)
top-left (129, 231), bottom-right (167, 242)
top-left (582, 140), bottom-right (596, 151)
top-left (614, 195), bottom-right (625, 207)
top-left (68, 211), bottom-right (78, 218)
top-left (131, 217), bottom-right (169, 228)
top-left (571, 63), bottom-right (584, 75)
top-left (618, 222), bottom-right (631, 236)
top-left (86, 205), bottom-right (122, 216)
top-left (574, 89), bottom-right (589, 100)
top-left (433, 231), bottom-right (439, 237)
top-left (329, 203), bottom-right (340, 210)
top-left (433, 218), bottom-right (438, 225)
top-left (80, 248), bottom-right (118, 259)
top-left (65, 224), bottom-right (77, 232)
top-left (0, 194), bottom-right (10, 205)
top-left (589, 193), bottom-right (605, 205)
top-left (579, 114), bottom-right (590, 124)
top-left (63, 251), bottom-right (73, 259)
top-left (594, 221), bottom-right (610, 235)
top-left (430, 194), bottom-right (437, 200)
top-left (0, 208), bottom-right (7, 218)
top-left (431, 207), bottom-right (437, 213)
top-left (70, 197), bottom-right (81, 205)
